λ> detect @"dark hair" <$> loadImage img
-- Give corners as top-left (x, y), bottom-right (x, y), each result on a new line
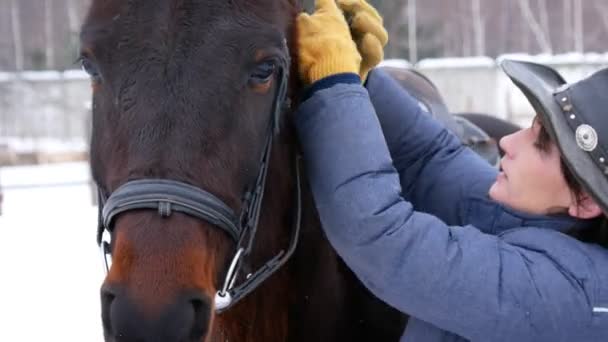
top-left (533, 116), bottom-right (584, 203)
top-left (533, 115), bottom-right (608, 246)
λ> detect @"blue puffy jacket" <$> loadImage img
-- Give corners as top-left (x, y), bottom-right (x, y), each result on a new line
top-left (294, 69), bottom-right (608, 341)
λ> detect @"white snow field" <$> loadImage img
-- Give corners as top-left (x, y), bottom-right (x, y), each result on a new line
top-left (0, 162), bottom-right (104, 341)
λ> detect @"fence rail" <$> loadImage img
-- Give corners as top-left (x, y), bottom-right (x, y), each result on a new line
top-left (0, 70), bottom-right (90, 165)
top-left (1, 54), bottom-right (607, 165)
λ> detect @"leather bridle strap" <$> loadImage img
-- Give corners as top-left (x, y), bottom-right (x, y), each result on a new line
top-left (101, 179), bottom-right (241, 242)
top-left (215, 154), bottom-right (302, 312)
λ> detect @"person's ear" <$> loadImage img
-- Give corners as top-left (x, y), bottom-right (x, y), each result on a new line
top-left (568, 192), bottom-right (603, 219)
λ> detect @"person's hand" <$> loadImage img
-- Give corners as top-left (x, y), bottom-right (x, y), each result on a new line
top-left (296, 0), bottom-right (361, 85)
top-left (337, 0), bottom-right (388, 82)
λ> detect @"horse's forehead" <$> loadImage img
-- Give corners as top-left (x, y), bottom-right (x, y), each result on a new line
top-left (86, 0), bottom-right (295, 22)
top-left (83, 0), bottom-right (296, 50)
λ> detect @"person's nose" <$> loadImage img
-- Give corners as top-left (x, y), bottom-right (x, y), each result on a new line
top-left (498, 129), bottom-right (521, 159)
top-left (498, 132), bottom-right (517, 158)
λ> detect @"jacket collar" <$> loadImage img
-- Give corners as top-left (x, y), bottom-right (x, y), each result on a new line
top-left (494, 202), bottom-right (595, 234)
top-left (469, 197), bottom-right (595, 234)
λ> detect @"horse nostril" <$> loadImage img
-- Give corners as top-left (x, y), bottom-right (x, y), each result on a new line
top-left (100, 287), bottom-right (117, 335)
top-left (99, 287), bottom-right (212, 341)
top-left (102, 290), bottom-right (116, 305)
top-left (189, 295), bottom-right (212, 340)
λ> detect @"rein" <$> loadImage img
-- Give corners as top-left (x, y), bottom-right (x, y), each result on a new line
top-left (96, 49), bottom-right (302, 312)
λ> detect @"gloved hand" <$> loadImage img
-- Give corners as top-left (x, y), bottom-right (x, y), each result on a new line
top-left (296, 0), bottom-right (362, 85)
top-left (337, 0), bottom-right (388, 82)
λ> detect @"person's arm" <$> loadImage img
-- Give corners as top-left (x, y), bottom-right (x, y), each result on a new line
top-left (363, 68), bottom-right (580, 234)
top-left (364, 68), bottom-right (499, 227)
top-left (294, 83), bottom-right (595, 341)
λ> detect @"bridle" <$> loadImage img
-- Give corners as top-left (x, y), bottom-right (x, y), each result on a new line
top-left (96, 48), bottom-right (302, 313)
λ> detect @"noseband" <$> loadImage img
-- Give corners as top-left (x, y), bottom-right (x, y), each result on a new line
top-left (96, 51), bottom-right (302, 312)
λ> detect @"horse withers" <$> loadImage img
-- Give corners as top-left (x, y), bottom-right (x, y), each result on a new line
top-left (81, 0), bottom-right (406, 341)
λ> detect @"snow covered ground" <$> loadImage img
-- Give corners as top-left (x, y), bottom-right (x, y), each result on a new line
top-left (0, 162), bottom-right (104, 341)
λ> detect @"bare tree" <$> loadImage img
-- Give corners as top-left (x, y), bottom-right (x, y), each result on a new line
top-left (455, 0), bottom-right (472, 56)
top-left (408, 0), bottom-right (417, 63)
top-left (573, 0), bottom-right (584, 53)
top-left (517, 0), bottom-right (552, 53)
top-left (538, 0), bottom-right (550, 43)
top-left (471, 0), bottom-right (485, 55)
top-left (44, 0), bottom-right (55, 69)
top-left (596, 1), bottom-right (608, 33)
top-left (66, 0), bottom-right (80, 46)
top-left (9, 0), bottom-right (23, 71)
top-left (562, 0), bottom-right (573, 52)
top-left (373, 1), bottom-right (407, 58)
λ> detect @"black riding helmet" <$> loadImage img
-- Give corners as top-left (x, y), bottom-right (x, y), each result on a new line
top-left (500, 59), bottom-right (608, 215)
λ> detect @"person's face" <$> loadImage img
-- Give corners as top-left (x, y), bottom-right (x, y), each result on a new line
top-left (489, 119), bottom-right (574, 215)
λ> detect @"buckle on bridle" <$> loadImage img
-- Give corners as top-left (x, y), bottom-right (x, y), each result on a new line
top-left (100, 229), bottom-right (112, 274)
top-left (215, 247), bottom-right (245, 311)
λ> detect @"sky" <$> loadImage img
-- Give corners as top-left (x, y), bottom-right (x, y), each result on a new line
top-left (0, 162), bottom-right (104, 341)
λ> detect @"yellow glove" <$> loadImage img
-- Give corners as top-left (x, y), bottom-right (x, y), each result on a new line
top-left (337, 0), bottom-right (388, 81)
top-left (297, 0), bottom-right (362, 85)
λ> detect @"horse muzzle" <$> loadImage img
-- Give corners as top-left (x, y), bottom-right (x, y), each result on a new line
top-left (101, 284), bottom-right (212, 342)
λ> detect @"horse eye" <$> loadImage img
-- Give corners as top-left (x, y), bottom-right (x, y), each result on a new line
top-left (80, 57), bottom-right (102, 83)
top-left (250, 60), bottom-right (276, 84)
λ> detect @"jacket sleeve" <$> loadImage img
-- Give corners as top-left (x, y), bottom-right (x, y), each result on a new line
top-left (364, 69), bottom-right (499, 228)
top-left (294, 83), bottom-right (595, 341)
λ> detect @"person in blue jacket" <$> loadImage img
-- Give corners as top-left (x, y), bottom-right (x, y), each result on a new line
top-left (295, 0), bottom-right (608, 341)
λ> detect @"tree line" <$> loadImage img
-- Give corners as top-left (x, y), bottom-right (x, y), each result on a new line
top-left (0, 0), bottom-right (606, 71)
top-left (372, 0), bottom-right (607, 62)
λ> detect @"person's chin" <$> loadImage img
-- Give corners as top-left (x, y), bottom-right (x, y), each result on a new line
top-left (490, 171), bottom-right (509, 198)
top-left (488, 180), bottom-right (503, 202)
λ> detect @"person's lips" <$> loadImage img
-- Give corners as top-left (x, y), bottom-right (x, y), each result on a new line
top-left (497, 171), bottom-right (507, 181)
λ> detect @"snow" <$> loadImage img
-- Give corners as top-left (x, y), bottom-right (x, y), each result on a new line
top-left (0, 72), bottom-right (15, 82)
top-left (16, 71), bottom-right (64, 82)
top-left (0, 162), bottom-right (104, 341)
top-left (0, 69), bottom-right (89, 83)
top-left (63, 70), bottom-right (90, 81)
top-left (497, 52), bottom-right (608, 65)
top-left (379, 59), bottom-right (413, 69)
top-left (0, 137), bottom-right (87, 155)
top-left (417, 56), bottom-right (495, 69)
top-left (404, 53), bottom-right (608, 70)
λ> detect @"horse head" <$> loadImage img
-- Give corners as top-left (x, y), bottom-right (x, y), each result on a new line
top-left (81, 0), bottom-right (302, 340)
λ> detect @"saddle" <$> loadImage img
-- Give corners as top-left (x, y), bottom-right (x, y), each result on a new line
top-left (382, 66), bottom-right (501, 167)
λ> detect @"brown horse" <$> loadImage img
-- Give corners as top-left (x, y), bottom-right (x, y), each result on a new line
top-left (81, 0), bottom-right (406, 341)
